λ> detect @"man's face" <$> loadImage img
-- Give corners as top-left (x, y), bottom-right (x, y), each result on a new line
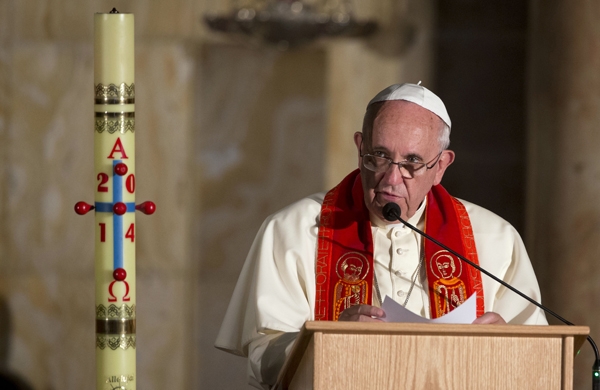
top-left (354, 100), bottom-right (455, 222)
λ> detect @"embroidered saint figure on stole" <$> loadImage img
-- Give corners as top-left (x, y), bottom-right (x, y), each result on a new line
top-left (431, 251), bottom-right (467, 317)
top-left (333, 253), bottom-right (370, 320)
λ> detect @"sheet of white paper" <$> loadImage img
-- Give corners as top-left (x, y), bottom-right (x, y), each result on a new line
top-left (381, 293), bottom-right (477, 324)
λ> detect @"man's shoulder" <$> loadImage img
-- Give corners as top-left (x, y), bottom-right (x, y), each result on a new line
top-left (253, 193), bottom-right (326, 245)
top-left (456, 198), bottom-right (519, 236)
top-left (264, 192), bottom-right (325, 224)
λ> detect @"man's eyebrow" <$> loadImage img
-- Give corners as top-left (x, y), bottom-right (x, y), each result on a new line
top-left (370, 147), bottom-right (424, 161)
top-left (404, 153), bottom-right (424, 161)
top-left (370, 145), bottom-right (391, 153)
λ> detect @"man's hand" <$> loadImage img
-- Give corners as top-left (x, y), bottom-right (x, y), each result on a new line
top-left (338, 304), bottom-right (386, 322)
top-left (472, 311), bottom-right (506, 324)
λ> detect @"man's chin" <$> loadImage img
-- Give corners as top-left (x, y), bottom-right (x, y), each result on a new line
top-left (375, 194), bottom-right (404, 210)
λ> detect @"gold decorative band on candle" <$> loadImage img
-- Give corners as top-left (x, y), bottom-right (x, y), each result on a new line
top-left (96, 334), bottom-right (137, 350)
top-left (96, 318), bottom-right (136, 335)
top-left (95, 82), bottom-right (135, 104)
top-left (95, 111), bottom-right (135, 134)
top-left (96, 304), bottom-right (136, 319)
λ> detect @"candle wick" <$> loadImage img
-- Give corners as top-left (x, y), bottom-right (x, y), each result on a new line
top-left (110, 8), bottom-right (119, 14)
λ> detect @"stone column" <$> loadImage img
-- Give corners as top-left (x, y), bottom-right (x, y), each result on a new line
top-left (527, 1), bottom-right (600, 388)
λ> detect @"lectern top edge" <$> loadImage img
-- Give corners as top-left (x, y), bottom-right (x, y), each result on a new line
top-left (304, 320), bottom-right (590, 337)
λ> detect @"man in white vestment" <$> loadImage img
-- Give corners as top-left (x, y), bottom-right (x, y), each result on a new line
top-left (215, 83), bottom-right (548, 389)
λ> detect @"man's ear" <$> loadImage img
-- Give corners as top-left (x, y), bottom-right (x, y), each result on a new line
top-left (353, 132), bottom-right (363, 168)
top-left (353, 132), bottom-right (363, 150)
top-left (433, 149), bottom-right (455, 186)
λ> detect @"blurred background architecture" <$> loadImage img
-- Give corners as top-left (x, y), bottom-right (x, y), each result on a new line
top-left (0, 0), bottom-right (599, 388)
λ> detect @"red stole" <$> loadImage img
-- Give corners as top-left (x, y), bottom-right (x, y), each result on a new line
top-left (315, 170), bottom-right (484, 321)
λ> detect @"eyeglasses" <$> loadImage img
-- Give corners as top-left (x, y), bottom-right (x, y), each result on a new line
top-left (360, 146), bottom-right (443, 179)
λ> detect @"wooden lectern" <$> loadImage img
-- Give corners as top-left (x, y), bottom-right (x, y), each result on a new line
top-left (275, 321), bottom-right (589, 390)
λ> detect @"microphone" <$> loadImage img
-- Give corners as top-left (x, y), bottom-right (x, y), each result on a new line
top-left (382, 202), bottom-right (401, 221)
top-left (382, 202), bottom-right (600, 389)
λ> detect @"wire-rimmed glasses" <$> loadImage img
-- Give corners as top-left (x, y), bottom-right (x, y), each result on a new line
top-left (360, 149), bottom-right (443, 179)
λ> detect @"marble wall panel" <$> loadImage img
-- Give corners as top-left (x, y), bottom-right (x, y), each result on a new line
top-left (8, 43), bottom-right (94, 274)
top-left (128, 42), bottom-right (196, 390)
top-left (13, 0), bottom-right (199, 41)
top-left (195, 43), bottom-right (326, 277)
top-left (528, 1), bottom-right (600, 388)
top-left (2, 41), bottom-right (96, 388)
top-left (12, 0), bottom-right (51, 41)
top-left (0, 276), bottom-right (95, 389)
top-left (194, 43), bottom-right (326, 388)
top-left (0, 0), bottom-right (11, 272)
top-left (117, 0), bottom-right (198, 39)
top-left (136, 272), bottom-right (191, 389)
top-left (195, 43), bottom-right (326, 296)
top-left (135, 42), bottom-right (195, 273)
top-left (0, 0), bottom-right (13, 42)
top-left (194, 278), bottom-right (248, 389)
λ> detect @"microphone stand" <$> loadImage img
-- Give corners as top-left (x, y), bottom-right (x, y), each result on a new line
top-left (384, 204), bottom-right (600, 389)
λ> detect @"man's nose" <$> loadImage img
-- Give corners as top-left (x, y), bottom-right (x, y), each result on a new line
top-left (381, 163), bottom-right (405, 185)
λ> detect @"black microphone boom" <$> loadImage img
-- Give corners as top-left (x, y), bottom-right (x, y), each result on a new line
top-left (382, 202), bottom-right (600, 389)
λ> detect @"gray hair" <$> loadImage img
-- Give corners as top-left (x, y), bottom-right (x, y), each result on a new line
top-left (439, 122), bottom-right (450, 150)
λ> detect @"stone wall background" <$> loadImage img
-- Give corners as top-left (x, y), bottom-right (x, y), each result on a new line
top-left (0, 1), bottom-right (598, 389)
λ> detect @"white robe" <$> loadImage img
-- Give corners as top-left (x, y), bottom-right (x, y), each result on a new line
top-left (215, 192), bottom-right (547, 388)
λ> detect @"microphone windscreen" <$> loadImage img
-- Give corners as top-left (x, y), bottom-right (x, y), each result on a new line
top-left (383, 202), bottom-right (401, 221)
